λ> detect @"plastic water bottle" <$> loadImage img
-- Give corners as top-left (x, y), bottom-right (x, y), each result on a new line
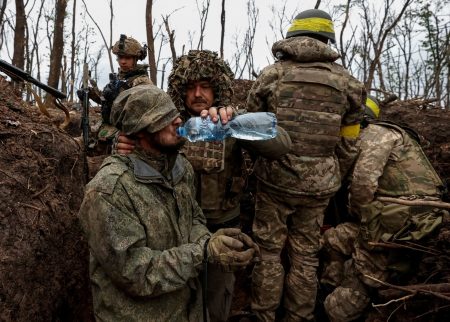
top-left (177, 112), bottom-right (277, 142)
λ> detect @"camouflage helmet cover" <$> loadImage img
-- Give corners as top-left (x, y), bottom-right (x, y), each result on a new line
top-left (167, 50), bottom-right (234, 116)
top-left (111, 84), bottom-right (180, 135)
top-left (364, 94), bottom-right (380, 119)
top-left (286, 9), bottom-right (336, 43)
top-left (112, 34), bottom-right (147, 61)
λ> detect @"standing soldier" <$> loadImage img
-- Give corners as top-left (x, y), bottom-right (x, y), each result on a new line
top-left (78, 34), bottom-right (152, 178)
top-left (117, 50), bottom-right (291, 322)
top-left (97, 34), bottom-right (152, 152)
top-left (246, 9), bottom-right (366, 322)
top-left (79, 34), bottom-right (152, 155)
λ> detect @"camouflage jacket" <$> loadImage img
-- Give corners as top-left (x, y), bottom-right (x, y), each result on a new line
top-left (247, 37), bottom-right (365, 196)
top-left (350, 123), bottom-right (444, 242)
top-left (118, 64), bottom-right (152, 88)
top-left (78, 151), bottom-right (210, 322)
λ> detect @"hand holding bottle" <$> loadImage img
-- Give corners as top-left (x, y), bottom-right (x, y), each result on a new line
top-left (177, 112), bottom-right (277, 142)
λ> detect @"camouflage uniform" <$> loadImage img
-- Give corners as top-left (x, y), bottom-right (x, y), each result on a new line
top-left (78, 85), bottom-right (210, 321)
top-left (96, 65), bottom-right (152, 145)
top-left (247, 36), bottom-right (365, 321)
top-left (324, 122), bottom-right (446, 321)
top-left (96, 35), bottom-right (152, 151)
top-left (168, 50), bottom-right (291, 322)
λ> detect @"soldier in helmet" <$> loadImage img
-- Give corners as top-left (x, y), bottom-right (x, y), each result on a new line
top-left (78, 34), bottom-right (152, 158)
top-left (116, 50), bottom-right (292, 322)
top-left (246, 9), bottom-right (366, 321)
top-left (97, 34), bottom-right (152, 150)
top-left (78, 84), bottom-right (260, 321)
top-left (321, 95), bottom-right (447, 321)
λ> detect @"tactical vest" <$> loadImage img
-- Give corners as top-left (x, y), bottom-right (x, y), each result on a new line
top-left (181, 138), bottom-right (245, 221)
top-left (276, 61), bottom-right (348, 157)
top-left (375, 121), bottom-right (444, 197)
top-left (181, 140), bottom-right (226, 173)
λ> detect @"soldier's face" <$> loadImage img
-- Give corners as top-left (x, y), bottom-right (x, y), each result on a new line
top-left (149, 116), bottom-right (185, 154)
top-left (185, 80), bottom-right (215, 115)
top-left (117, 55), bottom-right (136, 72)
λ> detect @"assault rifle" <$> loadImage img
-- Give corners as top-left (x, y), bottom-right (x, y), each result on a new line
top-left (0, 59), bottom-right (66, 99)
top-left (81, 63), bottom-right (90, 151)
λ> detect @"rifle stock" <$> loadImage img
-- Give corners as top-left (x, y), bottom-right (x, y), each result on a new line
top-left (0, 59), bottom-right (66, 100)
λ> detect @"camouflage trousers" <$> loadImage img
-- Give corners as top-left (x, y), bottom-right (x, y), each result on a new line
top-left (320, 222), bottom-right (359, 288)
top-left (251, 186), bottom-right (332, 322)
top-left (321, 204), bottom-right (447, 321)
top-left (206, 263), bottom-right (235, 322)
top-left (321, 223), bottom-right (372, 321)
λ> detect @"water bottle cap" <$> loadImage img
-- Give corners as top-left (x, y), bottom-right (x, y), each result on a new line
top-left (176, 126), bottom-right (186, 137)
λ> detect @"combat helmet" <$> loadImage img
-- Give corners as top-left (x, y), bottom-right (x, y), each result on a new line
top-left (111, 84), bottom-right (179, 135)
top-left (286, 9), bottom-right (336, 43)
top-left (112, 34), bottom-right (147, 61)
top-left (167, 50), bottom-right (234, 116)
top-left (364, 95), bottom-right (380, 119)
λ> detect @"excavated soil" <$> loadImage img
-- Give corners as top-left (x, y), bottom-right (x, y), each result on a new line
top-left (0, 77), bottom-right (449, 321)
top-left (0, 78), bottom-right (93, 321)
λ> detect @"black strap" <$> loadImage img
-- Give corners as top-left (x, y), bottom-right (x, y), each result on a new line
top-left (202, 238), bottom-right (210, 322)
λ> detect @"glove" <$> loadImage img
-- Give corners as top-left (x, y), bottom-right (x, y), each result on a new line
top-left (76, 87), bottom-right (102, 104)
top-left (207, 228), bottom-right (260, 269)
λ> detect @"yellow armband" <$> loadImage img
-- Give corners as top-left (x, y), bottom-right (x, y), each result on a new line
top-left (340, 124), bottom-right (360, 138)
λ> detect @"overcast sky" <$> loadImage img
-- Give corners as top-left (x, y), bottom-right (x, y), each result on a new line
top-left (81, 0), bottom-right (323, 86)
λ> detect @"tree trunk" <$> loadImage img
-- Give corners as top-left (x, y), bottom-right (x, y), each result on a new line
top-left (220, 0), bottom-right (225, 58)
top-left (12, 0), bottom-right (26, 69)
top-left (47, 0), bottom-right (68, 98)
top-left (69, 0), bottom-right (77, 102)
top-left (0, 0), bottom-right (8, 27)
top-left (145, 0), bottom-right (157, 85)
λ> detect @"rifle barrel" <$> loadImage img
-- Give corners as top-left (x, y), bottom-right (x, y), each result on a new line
top-left (0, 59), bottom-right (66, 100)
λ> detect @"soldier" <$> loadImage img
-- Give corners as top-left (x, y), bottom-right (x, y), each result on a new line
top-left (322, 95), bottom-right (448, 321)
top-left (79, 34), bottom-right (152, 155)
top-left (116, 50), bottom-right (291, 322)
top-left (246, 9), bottom-right (366, 321)
top-left (78, 84), bottom-right (260, 322)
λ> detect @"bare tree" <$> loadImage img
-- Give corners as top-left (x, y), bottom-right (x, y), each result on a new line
top-left (0, 0), bottom-right (7, 26)
top-left (25, 0), bottom-right (45, 99)
top-left (145, 0), bottom-right (157, 85)
top-left (241, 0), bottom-right (259, 79)
top-left (69, 0), bottom-right (76, 101)
top-left (47, 0), bottom-right (67, 94)
top-left (162, 14), bottom-right (176, 63)
top-left (81, 0), bottom-right (113, 73)
top-left (12, 0), bottom-right (25, 69)
top-left (195, 0), bottom-right (210, 50)
top-left (358, 0), bottom-right (413, 89)
top-left (265, 0), bottom-right (297, 62)
top-left (220, 0), bottom-right (225, 58)
top-left (418, 1), bottom-right (450, 106)
top-left (337, 0), bottom-right (353, 69)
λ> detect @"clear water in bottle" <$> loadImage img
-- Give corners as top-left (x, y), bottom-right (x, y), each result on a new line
top-left (177, 112), bottom-right (277, 142)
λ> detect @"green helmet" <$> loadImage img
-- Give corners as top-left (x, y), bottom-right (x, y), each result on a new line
top-left (111, 84), bottom-right (180, 135)
top-left (286, 9), bottom-right (336, 43)
top-left (167, 50), bottom-right (234, 116)
top-left (364, 95), bottom-right (380, 119)
top-left (112, 34), bottom-right (147, 61)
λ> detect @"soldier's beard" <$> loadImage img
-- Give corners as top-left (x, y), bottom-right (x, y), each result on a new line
top-left (150, 136), bottom-right (186, 154)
